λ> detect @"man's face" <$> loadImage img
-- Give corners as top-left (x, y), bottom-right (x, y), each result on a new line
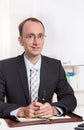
top-left (19, 20), bottom-right (45, 58)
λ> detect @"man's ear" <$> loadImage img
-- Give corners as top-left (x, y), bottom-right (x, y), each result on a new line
top-left (18, 36), bottom-right (24, 46)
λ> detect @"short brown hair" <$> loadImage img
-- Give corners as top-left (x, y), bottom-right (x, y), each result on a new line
top-left (18, 17), bottom-right (45, 36)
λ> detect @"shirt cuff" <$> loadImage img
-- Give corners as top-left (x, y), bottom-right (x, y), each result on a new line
top-left (10, 108), bottom-right (20, 117)
top-left (56, 106), bottom-right (63, 116)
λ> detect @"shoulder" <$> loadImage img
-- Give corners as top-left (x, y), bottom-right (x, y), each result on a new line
top-left (41, 55), bottom-right (62, 65)
top-left (0, 54), bottom-right (24, 68)
top-left (41, 55), bottom-right (64, 74)
top-left (41, 55), bottom-right (64, 71)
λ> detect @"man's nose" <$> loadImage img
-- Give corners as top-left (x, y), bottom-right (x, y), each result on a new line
top-left (33, 36), bottom-right (39, 44)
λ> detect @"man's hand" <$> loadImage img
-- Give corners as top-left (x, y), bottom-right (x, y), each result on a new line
top-left (34, 102), bottom-right (59, 118)
top-left (17, 102), bottom-right (59, 118)
top-left (17, 102), bottom-right (39, 118)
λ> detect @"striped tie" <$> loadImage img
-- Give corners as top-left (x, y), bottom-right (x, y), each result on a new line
top-left (30, 67), bottom-right (38, 103)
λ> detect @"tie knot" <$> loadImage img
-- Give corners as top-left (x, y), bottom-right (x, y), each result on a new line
top-left (30, 67), bottom-right (38, 72)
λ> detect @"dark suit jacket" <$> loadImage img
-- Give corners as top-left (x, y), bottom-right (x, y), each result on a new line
top-left (0, 53), bottom-right (77, 117)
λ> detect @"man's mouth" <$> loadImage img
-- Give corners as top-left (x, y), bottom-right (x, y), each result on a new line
top-left (32, 46), bottom-right (40, 50)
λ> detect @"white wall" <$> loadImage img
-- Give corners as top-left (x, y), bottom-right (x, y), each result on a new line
top-left (0, 0), bottom-right (10, 59)
top-left (39, 0), bottom-right (84, 64)
top-left (0, 0), bottom-right (84, 64)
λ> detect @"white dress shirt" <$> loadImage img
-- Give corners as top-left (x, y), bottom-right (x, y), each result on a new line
top-left (24, 55), bottom-right (41, 96)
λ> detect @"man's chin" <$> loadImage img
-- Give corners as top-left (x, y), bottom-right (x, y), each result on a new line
top-left (30, 52), bottom-right (40, 57)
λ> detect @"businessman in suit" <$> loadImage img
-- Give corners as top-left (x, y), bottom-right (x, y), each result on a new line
top-left (0, 17), bottom-right (77, 118)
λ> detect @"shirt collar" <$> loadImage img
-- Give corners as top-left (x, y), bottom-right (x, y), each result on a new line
top-left (24, 55), bottom-right (41, 72)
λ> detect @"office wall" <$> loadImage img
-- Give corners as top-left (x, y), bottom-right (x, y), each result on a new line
top-left (0, 0), bottom-right (84, 64)
top-left (39, 0), bottom-right (84, 64)
top-left (0, 0), bottom-right (35, 59)
top-left (0, 0), bottom-right (10, 59)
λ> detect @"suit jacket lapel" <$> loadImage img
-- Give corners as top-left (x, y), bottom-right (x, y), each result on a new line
top-left (16, 54), bottom-right (30, 104)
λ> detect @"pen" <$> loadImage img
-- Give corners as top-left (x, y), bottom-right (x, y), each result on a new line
top-left (42, 90), bottom-right (46, 104)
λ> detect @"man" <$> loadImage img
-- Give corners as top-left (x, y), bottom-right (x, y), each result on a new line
top-left (0, 17), bottom-right (77, 118)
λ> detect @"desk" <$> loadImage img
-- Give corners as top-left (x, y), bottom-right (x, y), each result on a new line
top-left (0, 106), bottom-right (84, 130)
top-left (0, 118), bottom-right (84, 130)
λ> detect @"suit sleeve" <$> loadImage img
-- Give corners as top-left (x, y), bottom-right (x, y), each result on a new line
top-left (52, 61), bottom-right (77, 115)
top-left (0, 61), bottom-right (21, 118)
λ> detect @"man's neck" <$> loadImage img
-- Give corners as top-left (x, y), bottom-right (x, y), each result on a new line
top-left (24, 53), bottom-right (41, 65)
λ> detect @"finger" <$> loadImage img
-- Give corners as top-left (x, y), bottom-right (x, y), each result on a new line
top-left (35, 107), bottom-right (50, 117)
top-left (39, 102), bottom-right (50, 110)
top-left (25, 109), bottom-right (35, 118)
top-left (34, 102), bottom-right (43, 107)
top-left (17, 111), bottom-right (24, 117)
top-left (35, 105), bottom-right (54, 118)
top-left (35, 111), bottom-right (52, 118)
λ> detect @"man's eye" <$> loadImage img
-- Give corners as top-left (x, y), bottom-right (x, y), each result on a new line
top-left (28, 35), bottom-right (33, 38)
top-left (38, 34), bottom-right (43, 38)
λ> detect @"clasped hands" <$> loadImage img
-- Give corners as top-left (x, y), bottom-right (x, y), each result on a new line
top-left (17, 102), bottom-right (59, 118)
